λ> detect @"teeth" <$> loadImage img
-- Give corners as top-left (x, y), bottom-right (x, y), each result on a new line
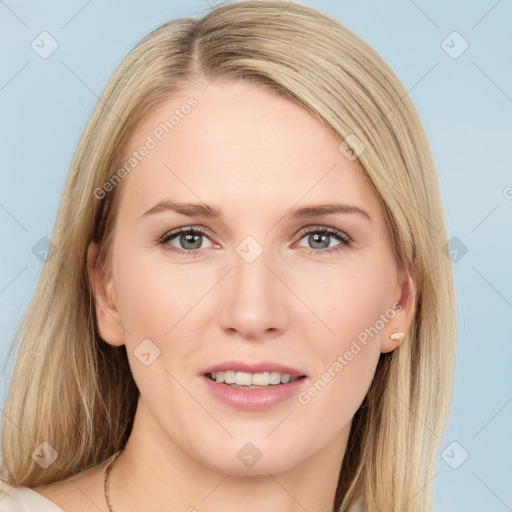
top-left (209, 370), bottom-right (300, 386)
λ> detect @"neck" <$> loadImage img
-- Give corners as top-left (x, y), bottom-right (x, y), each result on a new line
top-left (108, 399), bottom-right (348, 512)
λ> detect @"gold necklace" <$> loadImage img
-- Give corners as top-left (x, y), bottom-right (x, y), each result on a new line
top-left (104, 450), bottom-right (123, 512)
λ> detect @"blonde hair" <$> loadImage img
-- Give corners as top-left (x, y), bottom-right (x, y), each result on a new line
top-left (1, 1), bottom-right (457, 510)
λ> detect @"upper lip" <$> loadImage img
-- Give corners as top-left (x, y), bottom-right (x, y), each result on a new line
top-left (201, 360), bottom-right (307, 378)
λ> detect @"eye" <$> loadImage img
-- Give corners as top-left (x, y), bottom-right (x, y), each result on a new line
top-left (159, 227), bottom-right (214, 257)
top-left (295, 226), bottom-right (351, 255)
top-left (158, 225), bottom-right (352, 257)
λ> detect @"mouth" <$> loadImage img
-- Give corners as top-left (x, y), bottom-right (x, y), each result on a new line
top-left (201, 363), bottom-right (309, 410)
top-left (205, 371), bottom-right (307, 389)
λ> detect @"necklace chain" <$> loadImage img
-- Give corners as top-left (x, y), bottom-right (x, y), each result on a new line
top-left (104, 450), bottom-right (123, 512)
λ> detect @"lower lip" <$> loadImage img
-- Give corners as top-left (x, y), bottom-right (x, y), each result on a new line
top-left (202, 375), bottom-right (308, 411)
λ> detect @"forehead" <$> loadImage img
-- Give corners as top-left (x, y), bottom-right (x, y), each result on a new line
top-left (116, 79), bottom-right (382, 222)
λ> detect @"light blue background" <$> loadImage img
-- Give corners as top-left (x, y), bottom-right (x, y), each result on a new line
top-left (1, 1), bottom-right (511, 510)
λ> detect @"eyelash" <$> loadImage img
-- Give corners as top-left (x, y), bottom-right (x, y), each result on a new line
top-left (158, 226), bottom-right (352, 258)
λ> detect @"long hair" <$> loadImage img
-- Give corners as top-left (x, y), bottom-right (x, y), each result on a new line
top-left (1, 1), bottom-right (457, 510)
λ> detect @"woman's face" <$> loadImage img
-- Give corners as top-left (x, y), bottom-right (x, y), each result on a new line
top-left (89, 78), bottom-right (415, 475)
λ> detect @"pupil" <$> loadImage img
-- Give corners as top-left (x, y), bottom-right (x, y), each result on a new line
top-left (181, 232), bottom-right (202, 249)
top-left (310, 233), bottom-right (328, 249)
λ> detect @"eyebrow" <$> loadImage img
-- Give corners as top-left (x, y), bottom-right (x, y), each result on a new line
top-left (142, 199), bottom-right (372, 223)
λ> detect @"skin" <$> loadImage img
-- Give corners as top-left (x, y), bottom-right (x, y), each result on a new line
top-left (33, 78), bottom-right (416, 512)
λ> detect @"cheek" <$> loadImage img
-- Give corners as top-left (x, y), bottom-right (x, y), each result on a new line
top-left (298, 265), bottom-right (395, 404)
top-left (111, 250), bottom-right (214, 389)
top-left (306, 263), bottom-right (395, 346)
top-left (111, 255), bottom-right (199, 406)
top-left (113, 250), bottom-right (200, 338)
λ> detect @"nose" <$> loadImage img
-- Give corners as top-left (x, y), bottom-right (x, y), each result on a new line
top-left (217, 248), bottom-right (290, 341)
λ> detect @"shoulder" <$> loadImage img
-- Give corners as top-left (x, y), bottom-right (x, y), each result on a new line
top-left (0, 479), bottom-right (64, 511)
top-left (22, 460), bottom-right (109, 512)
top-left (0, 458), bottom-right (110, 512)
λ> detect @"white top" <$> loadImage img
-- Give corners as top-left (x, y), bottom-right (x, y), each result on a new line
top-left (0, 480), bottom-right (63, 511)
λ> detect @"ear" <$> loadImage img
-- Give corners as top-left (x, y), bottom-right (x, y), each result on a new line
top-left (380, 265), bottom-right (417, 354)
top-left (87, 241), bottom-right (125, 347)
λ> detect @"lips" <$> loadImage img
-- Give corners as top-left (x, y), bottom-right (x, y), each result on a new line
top-left (199, 361), bottom-right (309, 411)
top-left (201, 368), bottom-right (309, 411)
top-left (201, 360), bottom-right (308, 379)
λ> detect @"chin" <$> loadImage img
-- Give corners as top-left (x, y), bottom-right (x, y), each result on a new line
top-left (197, 441), bottom-right (303, 476)
top-left (204, 457), bottom-right (297, 477)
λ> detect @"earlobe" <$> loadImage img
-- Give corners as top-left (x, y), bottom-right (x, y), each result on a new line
top-left (381, 267), bottom-right (417, 354)
top-left (86, 241), bottom-right (125, 347)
